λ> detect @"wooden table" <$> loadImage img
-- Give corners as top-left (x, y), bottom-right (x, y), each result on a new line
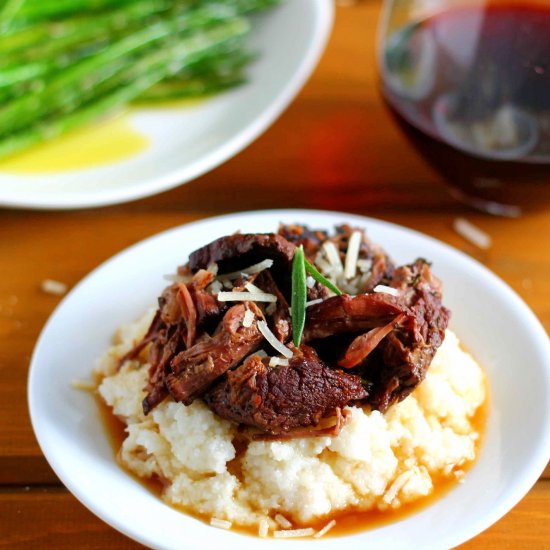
top-left (1, 1), bottom-right (549, 547)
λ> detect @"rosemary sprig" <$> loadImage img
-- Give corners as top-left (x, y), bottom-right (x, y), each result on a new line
top-left (291, 245), bottom-right (307, 347)
top-left (304, 258), bottom-right (343, 296)
top-left (291, 246), bottom-right (345, 347)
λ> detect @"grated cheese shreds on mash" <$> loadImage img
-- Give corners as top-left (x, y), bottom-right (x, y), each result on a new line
top-left (314, 519), bottom-right (336, 538)
top-left (95, 311), bottom-right (486, 536)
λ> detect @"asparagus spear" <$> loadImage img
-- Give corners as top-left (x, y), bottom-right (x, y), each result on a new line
top-left (10, 0), bottom-right (140, 26)
top-left (0, 1), bottom-right (178, 92)
top-left (0, 0), bottom-right (281, 160)
top-left (0, 18), bottom-right (250, 159)
top-left (6, 0), bottom-right (277, 27)
top-left (136, 74), bottom-right (245, 102)
top-left (0, 0), bottom-right (25, 33)
top-left (0, 8), bottom-right (246, 136)
top-left (0, 0), bottom-right (174, 58)
top-left (137, 47), bottom-right (254, 101)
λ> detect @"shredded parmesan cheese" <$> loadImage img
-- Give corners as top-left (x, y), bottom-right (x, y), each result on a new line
top-left (305, 298), bottom-right (324, 308)
top-left (373, 284), bottom-right (399, 297)
top-left (210, 518), bottom-right (232, 530)
top-left (258, 519), bottom-right (269, 538)
top-left (242, 308), bottom-right (255, 328)
top-left (274, 514), bottom-right (293, 529)
top-left (313, 519), bottom-right (336, 538)
top-left (257, 320), bottom-right (293, 359)
top-left (206, 262), bottom-right (218, 275)
top-left (219, 259), bottom-right (274, 280)
top-left (453, 217), bottom-right (492, 250)
top-left (40, 279), bottom-right (68, 296)
top-left (217, 291), bottom-right (277, 303)
top-left (208, 280), bottom-right (223, 294)
top-left (357, 258), bottom-right (373, 273)
top-left (322, 241), bottom-right (343, 273)
top-left (269, 357), bottom-right (290, 367)
top-left (273, 528), bottom-right (315, 539)
top-left (314, 257), bottom-right (334, 276)
top-left (383, 470), bottom-right (415, 505)
top-left (244, 282), bottom-right (264, 294)
top-left (344, 230), bottom-right (362, 279)
top-left (306, 276), bottom-right (316, 288)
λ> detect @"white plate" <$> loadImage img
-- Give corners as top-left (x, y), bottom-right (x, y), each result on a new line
top-left (28, 209), bottom-right (550, 549)
top-left (0, 2), bottom-right (333, 210)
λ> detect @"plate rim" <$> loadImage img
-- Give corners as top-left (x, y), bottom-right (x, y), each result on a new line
top-left (0, 0), bottom-right (334, 210)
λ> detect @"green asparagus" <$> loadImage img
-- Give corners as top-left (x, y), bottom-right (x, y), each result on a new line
top-left (0, 0), bottom-right (280, 160)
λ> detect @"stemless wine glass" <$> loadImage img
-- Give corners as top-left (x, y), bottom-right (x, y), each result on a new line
top-left (378, 0), bottom-right (550, 216)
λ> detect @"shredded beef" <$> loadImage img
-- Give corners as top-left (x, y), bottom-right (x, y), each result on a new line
top-left (303, 293), bottom-right (404, 341)
top-left (254, 270), bottom-right (291, 342)
top-left (163, 303), bottom-right (264, 406)
top-left (367, 260), bottom-right (450, 411)
top-left (304, 259), bottom-right (450, 412)
top-left (132, 224), bottom-right (450, 436)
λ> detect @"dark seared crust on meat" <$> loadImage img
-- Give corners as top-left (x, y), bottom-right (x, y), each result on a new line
top-left (188, 233), bottom-right (295, 294)
top-left (203, 345), bottom-right (368, 435)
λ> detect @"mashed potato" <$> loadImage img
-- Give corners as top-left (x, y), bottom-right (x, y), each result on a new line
top-left (95, 309), bottom-right (486, 533)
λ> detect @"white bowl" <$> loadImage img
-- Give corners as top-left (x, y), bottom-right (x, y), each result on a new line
top-left (28, 209), bottom-right (550, 549)
top-left (0, 2), bottom-right (333, 210)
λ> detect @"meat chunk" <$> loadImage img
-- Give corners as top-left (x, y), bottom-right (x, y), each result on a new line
top-left (368, 260), bottom-right (450, 411)
top-left (302, 259), bottom-right (449, 413)
top-left (163, 303), bottom-right (264, 406)
top-left (303, 293), bottom-right (404, 341)
top-left (337, 314), bottom-right (407, 369)
top-left (188, 233), bottom-right (295, 292)
top-left (204, 345), bottom-right (368, 435)
top-left (278, 223), bottom-right (328, 260)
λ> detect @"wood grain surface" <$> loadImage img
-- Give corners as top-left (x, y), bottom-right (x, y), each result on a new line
top-left (1, 0), bottom-right (549, 547)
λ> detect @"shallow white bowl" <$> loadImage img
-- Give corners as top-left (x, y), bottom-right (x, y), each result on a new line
top-left (28, 209), bottom-right (550, 549)
top-left (0, 2), bottom-right (332, 210)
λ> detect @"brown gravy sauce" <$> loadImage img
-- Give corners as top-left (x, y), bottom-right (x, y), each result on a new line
top-left (97, 385), bottom-right (488, 538)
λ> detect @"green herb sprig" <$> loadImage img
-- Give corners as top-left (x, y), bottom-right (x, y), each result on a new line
top-left (291, 245), bottom-right (307, 347)
top-left (304, 258), bottom-right (343, 297)
top-left (291, 246), bottom-right (343, 348)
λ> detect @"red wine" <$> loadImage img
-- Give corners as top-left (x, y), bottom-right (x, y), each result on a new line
top-left (382, 3), bottom-right (550, 215)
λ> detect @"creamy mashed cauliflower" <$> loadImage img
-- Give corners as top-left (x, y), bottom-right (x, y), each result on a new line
top-left (95, 309), bottom-right (486, 533)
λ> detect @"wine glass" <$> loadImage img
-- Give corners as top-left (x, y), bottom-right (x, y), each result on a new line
top-left (378, 0), bottom-right (550, 216)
